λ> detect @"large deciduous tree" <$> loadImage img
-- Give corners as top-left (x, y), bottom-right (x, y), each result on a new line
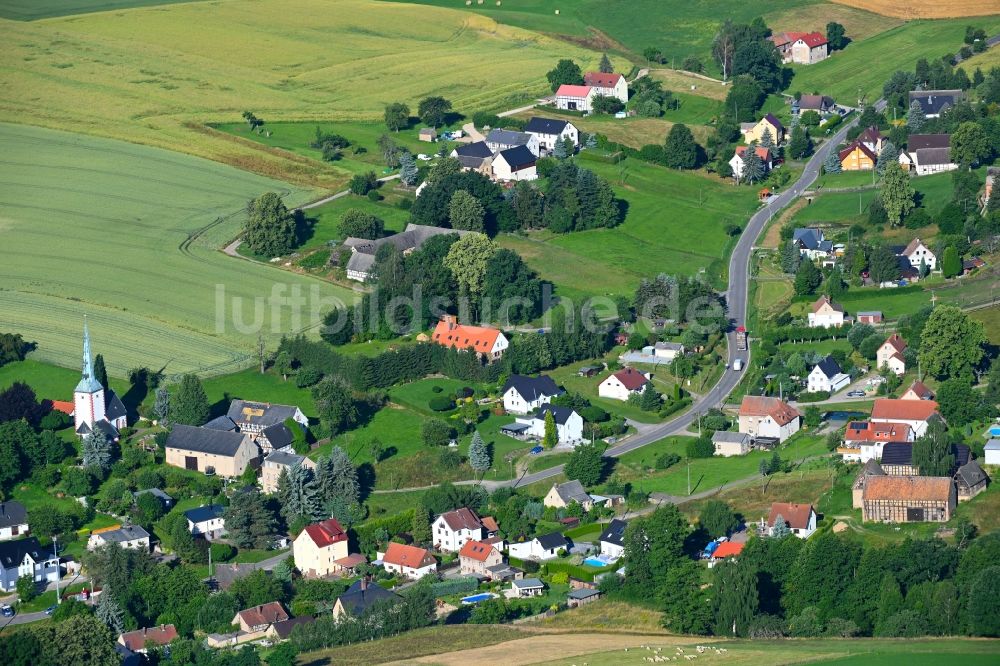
top-left (950, 121), bottom-right (991, 166)
top-left (383, 102), bottom-right (410, 132)
top-left (700, 500), bottom-right (738, 538)
top-left (339, 209), bottom-right (384, 239)
top-left (918, 305), bottom-right (985, 380)
top-left (311, 379), bottom-right (358, 436)
top-left (545, 59), bottom-right (584, 92)
top-left (443, 233), bottom-right (497, 298)
top-left (879, 161), bottom-right (915, 226)
top-left (912, 421), bottom-right (955, 477)
top-left (417, 96), bottom-right (452, 127)
top-left (712, 561), bottom-right (759, 636)
top-left (448, 190), bottom-right (485, 232)
top-left (563, 442), bottom-right (604, 485)
top-left (244, 192), bottom-right (297, 257)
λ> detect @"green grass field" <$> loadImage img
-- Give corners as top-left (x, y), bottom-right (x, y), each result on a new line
top-left (0, 0), bottom-right (204, 20)
top-left (0, 0), bottom-right (594, 187)
top-left (789, 18), bottom-right (1000, 105)
top-left (971, 305), bottom-right (1000, 345)
top-left (385, 0), bottom-right (819, 66)
top-left (499, 158), bottom-right (759, 299)
top-left (300, 190), bottom-right (415, 251)
top-left (0, 122), bottom-right (359, 378)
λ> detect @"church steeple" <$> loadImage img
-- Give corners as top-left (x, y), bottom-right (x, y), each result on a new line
top-left (75, 316), bottom-right (103, 394)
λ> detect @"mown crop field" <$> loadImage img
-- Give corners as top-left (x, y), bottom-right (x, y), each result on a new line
top-left (499, 158), bottom-right (759, 300)
top-left (0, 0), bottom-right (595, 188)
top-left (789, 18), bottom-right (1000, 105)
top-left (763, 3), bottom-right (903, 42)
top-left (0, 122), bottom-right (356, 379)
top-left (0, 0), bottom-right (204, 21)
top-left (828, 0), bottom-right (1000, 20)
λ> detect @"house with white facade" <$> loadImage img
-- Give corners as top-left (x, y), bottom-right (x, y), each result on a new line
top-left (652, 341), bottom-right (685, 361)
top-left (502, 374), bottom-right (562, 415)
top-left (807, 295), bottom-right (845, 328)
top-left (184, 504), bottom-right (226, 540)
top-left (512, 405), bottom-right (584, 446)
top-left (431, 315), bottom-right (508, 361)
top-left (507, 532), bottom-right (567, 561)
top-left (908, 90), bottom-right (963, 119)
top-left (598, 519), bottom-right (627, 561)
top-left (876, 334), bottom-right (907, 376)
top-left (712, 431), bottom-right (751, 457)
top-left (806, 356), bottom-right (851, 394)
top-left (87, 525), bottom-right (150, 552)
top-left (839, 420), bottom-right (914, 463)
top-left (491, 146), bottom-right (538, 182)
top-left (769, 32), bottom-right (828, 65)
top-left (524, 117), bottom-right (579, 155)
top-left (897, 238), bottom-right (936, 271)
top-left (0, 502), bottom-right (29, 542)
top-left (584, 72), bottom-right (629, 103)
top-left (379, 543), bottom-right (437, 579)
top-left (792, 228), bottom-right (834, 261)
top-left (765, 503), bottom-right (817, 538)
top-left (0, 537), bottom-right (60, 592)
top-left (598, 367), bottom-right (650, 401)
top-left (729, 145), bottom-right (773, 182)
top-left (870, 399), bottom-right (940, 438)
top-left (555, 84), bottom-right (596, 112)
top-left (484, 129), bottom-right (539, 157)
top-left (432, 507), bottom-right (489, 553)
top-left (738, 396), bottom-right (801, 443)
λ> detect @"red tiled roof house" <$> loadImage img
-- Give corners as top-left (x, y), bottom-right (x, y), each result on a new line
top-left (598, 367), bottom-right (651, 402)
top-left (432, 315), bottom-right (508, 361)
top-left (738, 396), bottom-right (801, 443)
top-left (293, 518), bottom-right (349, 578)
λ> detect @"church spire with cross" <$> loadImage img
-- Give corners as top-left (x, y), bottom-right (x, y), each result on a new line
top-left (75, 316), bottom-right (103, 394)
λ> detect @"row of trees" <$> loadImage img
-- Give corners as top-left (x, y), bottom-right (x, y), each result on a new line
top-left (607, 504), bottom-right (1000, 638)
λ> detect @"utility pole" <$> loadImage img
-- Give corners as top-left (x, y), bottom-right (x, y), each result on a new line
top-left (53, 535), bottom-right (60, 605)
top-left (687, 459), bottom-right (691, 496)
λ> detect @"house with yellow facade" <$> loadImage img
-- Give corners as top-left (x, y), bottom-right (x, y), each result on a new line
top-left (839, 139), bottom-right (877, 171)
top-left (741, 113), bottom-right (785, 145)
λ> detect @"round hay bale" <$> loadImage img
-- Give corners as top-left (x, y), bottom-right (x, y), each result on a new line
top-left (555, 8), bottom-right (560, 14)
top-left (477, 0), bottom-right (483, 4)
top-left (496, 0), bottom-right (501, 5)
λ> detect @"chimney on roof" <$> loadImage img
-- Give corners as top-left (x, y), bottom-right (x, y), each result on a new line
top-left (361, 576), bottom-right (368, 592)
top-left (443, 314), bottom-right (457, 329)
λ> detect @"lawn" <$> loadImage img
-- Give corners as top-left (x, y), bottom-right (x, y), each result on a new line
top-left (547, 360), bottom-right (673, 424)
top-left (681, 467), bottom-right (838, 523)
top-left (298, 190), bottom-right (415, 251)
top-left (212, 120), bottom-right (457, 180)
top-left (0, 0), bottom-right (595, 188)
top-left (201, 368), bottom-right (320, 420)
top-left (789, 18), bottom-right (1000, 105)
top-left (606, 432), bottom-right (829, 497)
top-left (0, 123), bottom-right (363, 379)
top-left (970, 305), bottom-right (1000, 345)
top-left (0, 0), bottom-right (206, 20)
top-left (649, 69), bottom-right (729, 100)
top-left (0, 359), bottom-right (127, 398)
top-left (795, 170), bottom-right (958, 224)
top-left (788, 287), bottom-right (934, 320)
top-left (499, 157), bottom-right (760, 299)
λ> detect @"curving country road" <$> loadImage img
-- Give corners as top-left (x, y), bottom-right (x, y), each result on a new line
top-left (504, 104), bottom-right (877, 490)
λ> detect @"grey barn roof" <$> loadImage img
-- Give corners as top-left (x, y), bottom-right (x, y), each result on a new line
top-left (203, 415), bottom-right (238, 431)
top-left (909, 90), bottom-right (962, 115)
top-left (553, 479), bottom-right (591, 504)
top-left (956, 459), bottom-right (987, 488)
top-left (908, 134), bottom-right (950, 150)
top-left (503, 374), bottom-right (561, 402)
top-left (106, 390), bottom-right (127, 422)
top-left (264, 450), bottom-right (308, 467)
top-left (165, 424), bottom-right (250, 457)
top-left (524, 117), bottom-right (570, 134)
top-left (712, 431), bottom-right (750, 444)
top-left (262, 422), bottom-right (295, 449)
top-left (345, 223), bottom-right (473, 275)
top-left (227, 400), bottom-right (300, 428)
top-left (95, 525), bottom-right (150, 543)
top-left (454, 140), bottom-right (494, 158)
top-left (915, 147), bottom-right (952, 166)
top-left (485, 128), bottom-right (532, 147)
top-left (792, 228), bottom-right (833, 252)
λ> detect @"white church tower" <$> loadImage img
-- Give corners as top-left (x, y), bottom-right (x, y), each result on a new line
top-left (74, 316), bottom-right (106, 435)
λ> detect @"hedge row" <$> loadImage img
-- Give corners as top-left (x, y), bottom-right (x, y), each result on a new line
top-left (354, 508), bottom-right (415, 546)
top-left (790, 284), bottom-right (924, 304)
top-left (430, 576), bottom-right (480, 597)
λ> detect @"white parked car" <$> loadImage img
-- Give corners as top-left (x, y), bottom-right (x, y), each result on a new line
top-left (416, 154), bottom-right (432, 161)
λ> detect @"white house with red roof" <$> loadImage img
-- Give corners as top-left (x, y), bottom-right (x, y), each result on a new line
top-left (870, 398), bottom-right (940, 437)
top-left (432, 507), bottom-right (491, 553)
top-left (555, 84), bottom-right (597, 112)
top-left (738, 396), bottom-right (801, 442)
top-left (769, 31), bottom-right (828, 64)
top-left (583, 72), bottom-right (628, 103)
top-left (458, 540), bottom-right (505, 577)
top-left (729, 145), bottom-right (773, 181)
top-left (431, 315), bottom-right (508, 361)
top-left (839, 420), bottom-right (914, 463)
top-left (808, 295), bottom-right (845, 328)
top-left (876, 334), bottom-right (907, 376)
top-left (901, 381), bottom-right (934, 401)
top-left (379, 542), bottom-right (437, 579)
top-left (293, 518), bottom-right (349, 578)
top-left (598, 367), bottom-right (651, 401)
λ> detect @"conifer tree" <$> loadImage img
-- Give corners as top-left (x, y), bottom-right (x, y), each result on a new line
top-left (907, 100), bottom-right (925, 132)
top-left (278, 463), bottom-right (324, 526)
top-left (82, 429), bottom-right (112, 471)
top-left (712, 561), bottom-right (759, 636)
top-left (411, 506), bottom-right (432, 545)
top-left (399, 152), bottom-right (418, 187)
top-left (315, 446), bottom-right (360, 506)
top-left (93, 354), bottom-right (109, 390)
top-left (823, 150), bottom-right (842, 174)
top-left (770, 515), bottom-right (791, 538)
top-left (599, 53), bottom-right (614, 73)
top-left (170, 374), bottom-right (210, 426)
top-left (542, 410), bottom-right (558, 449)
top-left (469, 431), bottom-right (491, 472)
top-left (96, 589), bottom-right (125, 635)
top-left (153, 387), bottom-right (170, 424)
